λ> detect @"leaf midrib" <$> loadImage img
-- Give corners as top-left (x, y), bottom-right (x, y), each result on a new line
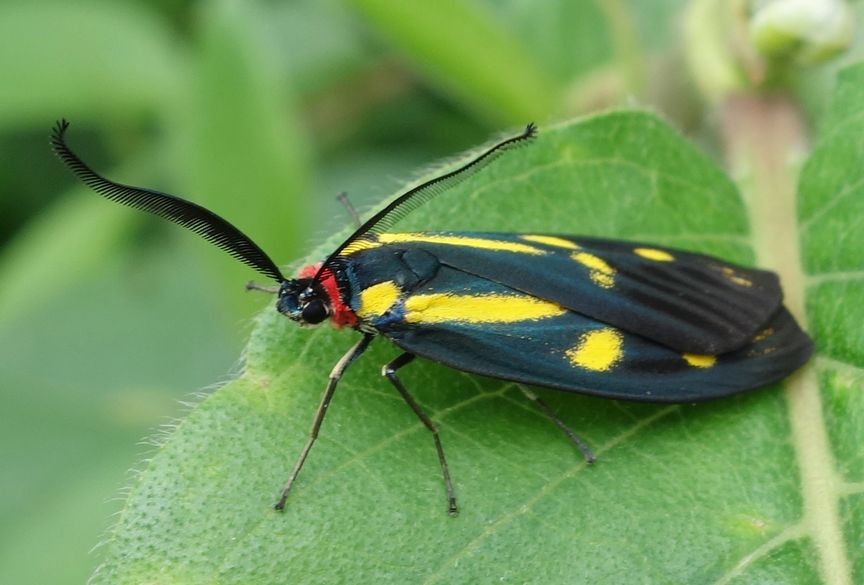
top-left (732, 96), bottom-right (852, 585)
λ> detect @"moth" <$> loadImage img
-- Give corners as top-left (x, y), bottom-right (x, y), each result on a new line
top-left (51, 121), bottom-right (812, 514)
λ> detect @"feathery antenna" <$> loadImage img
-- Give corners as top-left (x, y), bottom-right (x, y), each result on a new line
top-left (50, 120), bottom-right (285, 283)
top-left (316, 123), bottom-right (537, 281)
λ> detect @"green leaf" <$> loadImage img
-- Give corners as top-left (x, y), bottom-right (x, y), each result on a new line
top-left (92, 92), bottom-right (858, 581)
top-left (797, 64), bottom-right (864, 585)
top-left (482, 0), bottom-right (619, 83)
top-left (0, 192), bottom-right (131, 327)
top-left (0, 2), bottom-right (181, 129)
top-left (342, 0), bottom-right (559, 124)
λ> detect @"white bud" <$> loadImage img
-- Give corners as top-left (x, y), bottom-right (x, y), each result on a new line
top-left (751, 0), bottom-right (855, 64)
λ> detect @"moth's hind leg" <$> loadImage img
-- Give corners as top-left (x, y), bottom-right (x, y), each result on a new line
top-left (519, 386), bottom-right (596, 464)
top-left (382, 353), bottom-right (458, 516)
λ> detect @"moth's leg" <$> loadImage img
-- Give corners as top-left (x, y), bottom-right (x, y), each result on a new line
top-left (519, 386), bottom-right (595, 464)
top-left (382, 353), bottom-right (458, 516)
top-left (274, 333), bottom-right (374, 511)
top-left (337, 191), bottom-right (361, 228)
top-left (245, 281), bottom-right (279, 294)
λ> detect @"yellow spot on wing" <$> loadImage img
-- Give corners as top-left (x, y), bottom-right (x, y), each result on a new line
top-left (683, 353), bottom-right (716, 368)
top-left (634, 247), bottom-right (675, 262)
top-left (571, 252), bottom-right (616, 288)
top-left (721, 266), bottom-right (753, 287)
top-left (753, 327), bottom-right (774, 342)
top-left (591, 272), bottom-right (615, 288)
top-left (404, 293), bottom-right (565, 324)
top-left (572, 252), bottom-right (612, 273)
top-left (566, 328), bottom-right (623, 372)
top-left (747, 346), bottom-right (776, 357)
top-left (378, 233), bottom-right (546, 255)
top-left (357, 281), bottom-right (401, 319)
top-left (520, 235), bottom-right (580, 249)
top-left (342, 239), bottom-right (381, 256)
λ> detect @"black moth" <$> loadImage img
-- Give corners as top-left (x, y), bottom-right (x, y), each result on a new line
top-left (51, 121), bottom-right (812, 514)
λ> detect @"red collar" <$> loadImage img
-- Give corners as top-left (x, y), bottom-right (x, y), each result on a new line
top-left (298, 264), bottom-right (358, 328)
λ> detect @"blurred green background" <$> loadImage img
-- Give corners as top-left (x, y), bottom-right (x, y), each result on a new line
top-left (0, 0), bottom-right (860, 582)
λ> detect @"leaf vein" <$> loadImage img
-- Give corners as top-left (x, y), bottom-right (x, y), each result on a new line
top-left (800, 175), bottom-right (864, 231)
top-left (806, 270), bottom-right (864, 287)
top-left (420, 406), bottom-right (680, 585)
top-left (710, 524), bottom-right (807, 585)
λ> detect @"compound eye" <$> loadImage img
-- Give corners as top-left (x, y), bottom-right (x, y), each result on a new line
top-left (301, 299), bottom-right (329, 324)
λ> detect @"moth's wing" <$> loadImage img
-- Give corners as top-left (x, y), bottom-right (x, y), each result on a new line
top-left (370, 266), bottom-right (811, 402)
top-left (363, 232), bottom-right (782, 354)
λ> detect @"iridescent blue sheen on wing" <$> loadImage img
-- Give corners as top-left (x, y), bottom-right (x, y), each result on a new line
top-left (340, 234), bottom-right (812, 401)
top-left (347, 232), bottom-right (782, 354)
top-left (382, 302), bottom-right (811, 401)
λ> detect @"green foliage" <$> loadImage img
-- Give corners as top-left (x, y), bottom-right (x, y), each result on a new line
top-left (799, 66), bottom-right (864, 511)
top-left (1, 1), bottom-right (861, 583)
top-left (344, 0), bottom-right (562, 124)
top-left (0, 2), bottom-right (181, 129)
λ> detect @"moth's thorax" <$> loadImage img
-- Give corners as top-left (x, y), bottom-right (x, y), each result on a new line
top-left (295, 264), bottom-right (358, 328)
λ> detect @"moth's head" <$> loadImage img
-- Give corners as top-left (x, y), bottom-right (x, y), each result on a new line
top-left (276, 278), bottom-right (331, 325)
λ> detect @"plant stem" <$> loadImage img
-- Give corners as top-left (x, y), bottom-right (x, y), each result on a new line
top-left (721, 93), bottom-right (852, 585)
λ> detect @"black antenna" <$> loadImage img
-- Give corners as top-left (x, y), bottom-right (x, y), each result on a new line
top-left (315, 123), bottom-right (537, 281)
top-left (50, 120), bottom-right (285, 283)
